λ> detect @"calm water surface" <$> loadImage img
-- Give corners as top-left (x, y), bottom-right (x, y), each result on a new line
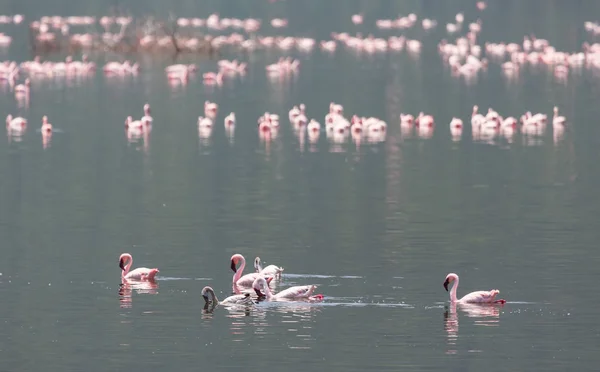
top-left (1, 1), bottom-right (600, 371)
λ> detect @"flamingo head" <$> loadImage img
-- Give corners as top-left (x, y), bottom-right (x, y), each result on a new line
top-left (230, 254), bottom-right (244, 273)
top-left (201, 286), bottom-right (215, 303)
top-left (252, 277), bottom-right (269, 297)
top-left (118, 253), bottom-right (132, 271)
top-left (444, 273), bottom-right (458, 291)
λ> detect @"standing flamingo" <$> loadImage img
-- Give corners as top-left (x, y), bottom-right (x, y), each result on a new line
top-left (254, 256), bottom-right (284, 277)
top-left (119, 253), bottom-right (159, 281)
top-left (443, 273), bottom-right (506, 304)
top-left (231, 254), bottom-right (273, 291)
top-left (201, 286), bottom-right (255, 306)
top-left (253, 277), bottom-right (323, 302)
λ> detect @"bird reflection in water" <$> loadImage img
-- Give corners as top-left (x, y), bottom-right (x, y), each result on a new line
top-left (444, 301), bottom-right (503, 354)
top-left (118, 279), bottom-right (158, 308)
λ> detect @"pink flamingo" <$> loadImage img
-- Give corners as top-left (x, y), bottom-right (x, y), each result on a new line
top-left (416, 112), bottom-right (434, 127)
top-left (203, 71), bottom-right (223, 86)
top-left (224, 112), bottom-right (236, 128)
top-left (352, 14), bottom-right (364, 25)
top-left (254, 256), bottom-right (284, 277)
top-left (142, 103), bottom-right (152, 124)
top-left (553, 106), bottom-right (566, 126)
top-left (449, 117), bottom-right (463, 129)
top-left (204, 101), bottom-right (218, 117)
top-left (14, 78), bottom-right (30, 98)
top-left (119, 253), bottom-right (159, 281)
top-left (253, 277), bottom-right (323, 302)
top-left (231, 254), bottom-right (273, 291)
top-left (41, 116), bottom-right (53, 133)
top-left (125, 116), bottom-right (144, 129)
top-left (444, 273), bottom-right (506, 304)
top-left (201, 286), bottom-right (254, 306)
top-left (307, 119), bottom-right (320, 134)
top-left (400, 114), bottom-right (414, 125)
top-left (6, 115), bottom-right (27, 131)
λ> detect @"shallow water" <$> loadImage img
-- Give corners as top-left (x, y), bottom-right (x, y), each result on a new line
top-left (1, 0), bottom-right (600, 371)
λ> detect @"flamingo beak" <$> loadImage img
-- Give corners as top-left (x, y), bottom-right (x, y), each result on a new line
top-left (443, 279), bottom-right (450, 292)
top-left (202, 294), bottom-right (209, 303)
top-left (119, 258), bottom-right (125, 271)
top-left (254, 288), bottom-right (264, 297)
top-left (230, 260), bottom-right (237, 273)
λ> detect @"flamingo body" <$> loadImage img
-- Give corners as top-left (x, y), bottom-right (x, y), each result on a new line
top-left (253, 277), bottom-right (323, 302)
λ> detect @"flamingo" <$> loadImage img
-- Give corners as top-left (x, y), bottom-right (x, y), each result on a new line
top-left (400, 114), bottom-right (414, 124)
top-left (553, 106), bottom-right (566, 126)
top-left (224, 112), bottom-right (236, 128)
top-left (449, 117), bottom-right (463, 129)
top-left (14, 78), bottom-right (30, 98)
top-left (416, 112), bottom-right (434, 127)
top-left (231, 254), bottom-right (273, 291)
top-left (254, 257), bottom-right (284, 277)
top-left (307, 119), bottom-right (320, 134)
top-left (204, 101), bottom-right (218, 117)
top-left (471, 105), bottom-right (485, 127)
top-left (119, 253), bottom-right (159, 281)
top-left (6, 115), bottom-right (27, 131)
top-left (41, 116), bottom-right (53, 133)
top-left (443, 273), bottom-right (506, 304)
top-left (201, 286), bottom-right (254, 307)
top-left (125, 116), bottom-right (144, 129)
top-left (141, 103), bottom-right (152, 124)
top-left (252, 277), bottom-right (323, 302)
top-left (198, 116), bottom-right (213, 129)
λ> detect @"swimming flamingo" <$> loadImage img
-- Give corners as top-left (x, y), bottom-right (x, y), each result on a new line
top-left (14, 78), bottom-right (30, 98)
top-left (201, 286), bottom-right (254, 306)
top-left (231, 254), bottom-right (273, 291)
top-left (204, 101), bottom-right (218, 118)
top-left (443, 273), bottom-right (506, 304)
top-left (224, 112), bottom-right (236, 128)
top-left (119, 253), bottom-right (159, 281)
top-left (252, 277), bottom-right (323, 302)
top-left (254, 257), bottom-right (284, 277)
top-left (553, 106), bottom-right (566, 126)
top-left (307, 119), bottom-right (320, 134)
top-left (400, 114), bottom-right (414, 125)
top-left (125, 116), bottom-right (144, 129)
top-left (141, 103), bottom-right (152, 124)
top-left (416, 112), bottom-right (434, 127)
top-left (6, 115), bottom-right (27, 131)
top-left (449, 117), bottom-right (463, 129)
top-left (41, 116), bottom-right (53, 133)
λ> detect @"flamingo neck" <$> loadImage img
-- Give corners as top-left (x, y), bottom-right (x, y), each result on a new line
top-left (232, 257), bottom-right (245, 284)
top-left (209, 288), bottom-right (219, 304)
top-left (263, 282), bottom-right (274, 299)
top-left (450, 277), bottom-right (459, 302)
top-left (121, 255), bottom-right (133, 278)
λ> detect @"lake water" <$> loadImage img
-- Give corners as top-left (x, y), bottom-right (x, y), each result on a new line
top-left (1, 0), bottom-right (600, 370)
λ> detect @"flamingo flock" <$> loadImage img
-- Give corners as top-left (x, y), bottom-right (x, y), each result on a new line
top-left (397, 105), bottom-right (567, 144)
top-left (119, 252), bottom-right (504, 309)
